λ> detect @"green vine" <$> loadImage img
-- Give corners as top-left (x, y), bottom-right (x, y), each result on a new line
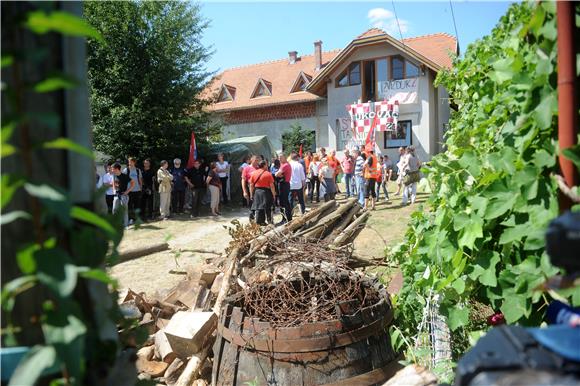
top-left (389, 0), bottom-right (580, 374)
top-left (1, 4), bottom-right (137, 385)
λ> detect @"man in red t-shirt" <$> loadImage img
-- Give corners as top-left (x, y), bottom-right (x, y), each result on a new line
top-left (275, 153), bottom-right (293, 224)
top-left (249, 160), bottom-right (277, 225)
top-left (241, 155), bottom-right (259, 220)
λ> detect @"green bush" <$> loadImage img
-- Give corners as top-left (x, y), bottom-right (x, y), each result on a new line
top-left (389, 0), bottom-right (580, 372)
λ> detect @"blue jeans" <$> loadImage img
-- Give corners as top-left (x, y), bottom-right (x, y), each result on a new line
top-left (344, 173), bottom-right (353, 197)
top-left (355, 175), bottom-right (366, 206)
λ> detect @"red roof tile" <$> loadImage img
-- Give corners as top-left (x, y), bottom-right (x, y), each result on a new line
top-left (402, 33), bottom-right (457, 69)
top-left (205, 31), bottom-right (457, 111)
top-left (205, 50), bottom-right (341, 112)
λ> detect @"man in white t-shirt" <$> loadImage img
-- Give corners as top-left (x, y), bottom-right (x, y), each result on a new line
top-left (102, 162), bottom-right (115, 214)
top-left (289, 153), bottom-right (306, 215)
top-left (216, 152), bottom-right (230, 204)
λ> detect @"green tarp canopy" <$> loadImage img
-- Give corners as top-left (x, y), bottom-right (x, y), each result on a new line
top-left (208, 135), bottom-right (275, 199)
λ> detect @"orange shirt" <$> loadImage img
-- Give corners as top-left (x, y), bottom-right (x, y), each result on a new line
top-left (250, 169), bottom-right (274, 188)
top-left (305, 157), bottom-right (312, 173)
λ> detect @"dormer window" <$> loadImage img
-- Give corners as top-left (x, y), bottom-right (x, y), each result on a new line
top-left (217, 84), bottom-right (236, 102)
top-left (290, 72), bottom-right (312, 93)
top-left (251, 79), bottom-right (272, 98)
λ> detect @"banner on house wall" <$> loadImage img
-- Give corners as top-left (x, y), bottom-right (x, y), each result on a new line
top-left (377, 77), bottom-right (418, 104)
top-left (346, 100), bottom-right (399, 134)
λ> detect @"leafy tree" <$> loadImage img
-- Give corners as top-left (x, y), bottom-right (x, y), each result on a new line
top-left (281, 123), bottom-right (315, 154)
top-left (85, 1), bottom-right (220, 164)
top-left (389, 1), bottom-right (579, 377)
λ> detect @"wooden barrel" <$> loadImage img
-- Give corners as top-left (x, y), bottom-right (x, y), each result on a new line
top-left (212, 279), bottom-right (401, 385)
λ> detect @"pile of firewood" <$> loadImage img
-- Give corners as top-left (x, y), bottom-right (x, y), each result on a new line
top-left (117, 265), bottom-right (223, 385)
top-left (118, 198), bottom-right (375, 385)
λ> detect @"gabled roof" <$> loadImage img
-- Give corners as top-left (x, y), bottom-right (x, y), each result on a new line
top-left (290, 71), bottom-right (312, 93)
top-left (205, 50), bottom-right (340, 112)
top-left (307, 29), bottom-right (457, 96)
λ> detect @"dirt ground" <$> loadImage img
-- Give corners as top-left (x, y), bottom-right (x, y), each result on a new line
top-left (108, 182), bottom-right (427, 296)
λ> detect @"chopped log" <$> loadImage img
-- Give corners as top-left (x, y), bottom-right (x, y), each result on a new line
top-left (193, 285), bottom-right (214, 311)
top-left (324, 203), bottom-right (361, 242)
top-left (155, 318), bottom-right (171, 331)
top-left (117, 242), bottom-right (170, 263)
top-left (137, 345), bottom-right (155, 361)
top-left (164, 311), bottom-right (217, 358)
top-left (210, 272), bottom-right (224, 295)
top-left (164, 357), bottom-right (186, 386)
top-left (136, 357), bottom-right (169, 378)
top-left (300, 198), bottom-right (357, 239)
top-left (295, 201), bottom-right (338, 233)
top-left (331, 211), bottom-right (370, 248)
top-left (174, 345), bottom-right (211, 386)
top-left (154, 330), bottom-right (177, 364)
top-left (241, 201), bottom-right (337, 265)
top-left (381, 364), bottom-right (437, 386)
top-left (200, 268), bottom-right (221, 287)
top-left (163, 278), bottom-right (200, 309)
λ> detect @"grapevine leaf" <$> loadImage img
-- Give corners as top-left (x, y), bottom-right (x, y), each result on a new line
top-left (1, 55), bottom-right (13, 68)
top-left (34, 248), bottom-right (77, 297)
top-left (8, 345), bottom-right (58, 386)
top-left (533, 93), bottom-right (557, 130)
top-left (25, 10), bottom-right (104, 42)
top-left (500, 294), bottom-right (528, 323)
top-left (562, 145), bottom-right (580, 169)
top-left (447, 307), bottom-right (469, 331)
top-left (71, 206), bottom-right (115, 234)
top-left (484, 195), bottom-right (517, 220)
top-left (452, 279), bottom-right (466, 295)
top-left (42, 138), bottom-right (94, 159)
top-left (499, 223), bottom-right (529, 244)
top-left (78, 268), bottom-right (115, 285)
top-left (0, 211), bottom-right (32, 225)
top-left (34, 74), bottom-right (78, 93)
top-left (17, 244), bottom-right (39, 274)
top-left (458, 214), bottom-right (483, 249)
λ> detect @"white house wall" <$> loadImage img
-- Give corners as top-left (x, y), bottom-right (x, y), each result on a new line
top-left (221, 116), bottom-right (321, 152)
top-left (324, 43), bottom-right (447, 162)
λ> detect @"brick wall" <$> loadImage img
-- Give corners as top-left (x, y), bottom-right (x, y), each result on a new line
top-left (221, 102), bottom-right (316, 124)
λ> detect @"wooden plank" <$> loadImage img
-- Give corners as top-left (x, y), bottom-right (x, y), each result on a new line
top-left (215, 307), bottom-right (244, 386)
top-left (164, 311), bottom-right (217, 359)
top-left (211, 303), bottom-right (232, 386)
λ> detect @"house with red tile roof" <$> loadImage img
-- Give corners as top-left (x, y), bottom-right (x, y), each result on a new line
top-left (205, 28), bottom-right (457, 159)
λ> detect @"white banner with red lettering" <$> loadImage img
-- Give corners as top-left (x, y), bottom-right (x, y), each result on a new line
top-left (377, 77), bottom-right (419, 104)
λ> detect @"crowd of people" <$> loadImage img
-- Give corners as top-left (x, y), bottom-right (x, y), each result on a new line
top-left (97, 146), bottom-right (421, 228)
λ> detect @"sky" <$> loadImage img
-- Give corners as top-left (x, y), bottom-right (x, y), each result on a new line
top-left (199, 1), bottom-right (516, 74)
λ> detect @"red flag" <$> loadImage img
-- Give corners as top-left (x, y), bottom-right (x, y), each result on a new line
top-left (365, 115), bottom-right (378, 152)
top-left (299, 143), bottom-right (303, 158)
top-left (186, 131), bottom-right (197, 169)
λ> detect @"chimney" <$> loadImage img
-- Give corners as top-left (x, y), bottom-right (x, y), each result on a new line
top-left (288, 51), bottom-right (298, 64)
top-left (314, 40), bottom-right (322, 71)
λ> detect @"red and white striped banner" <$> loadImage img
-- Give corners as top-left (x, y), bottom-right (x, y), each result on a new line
top-left (346, 100), bottom-right (399, 133)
